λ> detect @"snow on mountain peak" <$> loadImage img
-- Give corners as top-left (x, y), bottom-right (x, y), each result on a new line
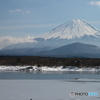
top-left (39, 19), bottom-right (100, 40)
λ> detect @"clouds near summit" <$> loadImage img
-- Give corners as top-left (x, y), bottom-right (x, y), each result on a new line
top-left (0, 36), bottom-right (36, 49)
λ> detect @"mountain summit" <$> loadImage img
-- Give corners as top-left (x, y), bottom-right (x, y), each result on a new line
top-left (39, 19), bottom-right (100, 40)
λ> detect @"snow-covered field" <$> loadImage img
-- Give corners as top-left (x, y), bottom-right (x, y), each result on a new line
top-left (0, 66), bottom-right (100, 72)
top-left (0, 79), bottom-right (100, 100)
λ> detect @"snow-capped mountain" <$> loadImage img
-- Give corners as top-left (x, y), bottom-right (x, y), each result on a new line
top-left (1, 19), bottom-right (100, 51)
top-left (38, 19), bottom-right (100, 40)
top-left (34, 19), bottom-right (100, 48)
top-left (1, 19), bottom-right (100, 57)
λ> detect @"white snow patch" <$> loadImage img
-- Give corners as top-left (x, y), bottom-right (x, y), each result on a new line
top-left (0, 66), bottom-right (100, 72)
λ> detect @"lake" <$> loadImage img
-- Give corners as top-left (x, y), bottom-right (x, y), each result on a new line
top-left (0, 71), bottom-right (100, 79)
top-left (0, 71), bottom-right (100, 100)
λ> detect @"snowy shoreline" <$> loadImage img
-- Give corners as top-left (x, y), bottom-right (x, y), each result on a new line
top-left (0, 66), bottom-right (100, 72)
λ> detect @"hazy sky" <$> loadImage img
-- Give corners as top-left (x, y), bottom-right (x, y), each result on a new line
top-left (0, 0), bottom-right (100, 38)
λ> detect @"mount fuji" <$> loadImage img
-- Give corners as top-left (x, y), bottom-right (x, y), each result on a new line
top-left (39, 19), bottom-right (100, 40)
top-left (1, 19), bottom-right (100, 57)
top-left (35, 19), bottom-right (100, 48)
top-left (2, 19), bottom-right (100, 50)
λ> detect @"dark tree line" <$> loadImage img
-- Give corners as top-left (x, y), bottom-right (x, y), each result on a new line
top-left (0, 56), bottom-right (100, 67)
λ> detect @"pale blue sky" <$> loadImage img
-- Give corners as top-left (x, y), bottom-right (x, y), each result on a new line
top-left (0, 0), bottom-right (100, 37)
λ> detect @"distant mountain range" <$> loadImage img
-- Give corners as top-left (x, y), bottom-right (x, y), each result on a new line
top-left (1, 19), bottom-right (100, 58)
top-left (0, 42), bottom-right (100, 58)
top-left (35, 42), bottom-right (100, 58)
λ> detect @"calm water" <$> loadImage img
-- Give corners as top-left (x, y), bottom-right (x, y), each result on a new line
top-left (0, 71), bottom-right (100, 79)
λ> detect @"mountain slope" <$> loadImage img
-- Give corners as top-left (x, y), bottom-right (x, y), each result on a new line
top-left (39, 19), bottom-right (100, 40)
top-left (36, 43), bottom-right (100, 58)
top-left (0, 46), bottom-right (53, 56)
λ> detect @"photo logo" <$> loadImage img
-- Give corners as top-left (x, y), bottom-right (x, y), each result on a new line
top-left (70, 91), bottom-right (98, 97)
